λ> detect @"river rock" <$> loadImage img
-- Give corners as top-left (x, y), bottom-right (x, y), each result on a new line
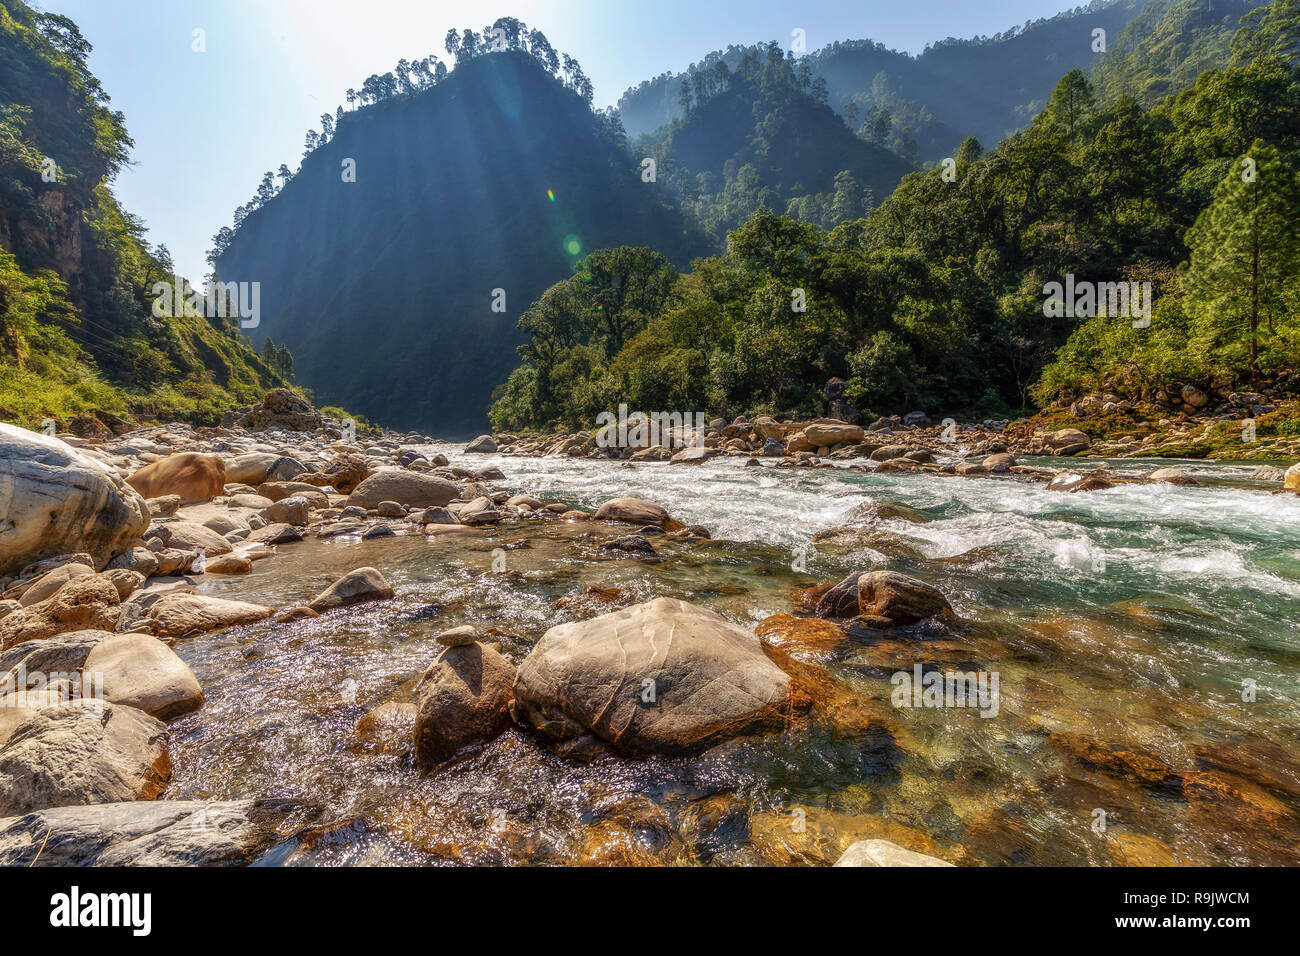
top-left (0, 423), bottom-right (151, 576)
top-left (223, 452), bottom-right (281, 485)
top-left (107, 547), bottom-right (159, 577)
top-left (146, 495), bottom-right (182, 517)
top-left (1285, 463), bottom-right (1300, 493)
top-left (1147, 467), bottom-right (1197, 486)
top-left (17, 563), bottom-right (95, 607)
top-left (436, 625), bottom-right (480, 647)
top-left (835, 839), bottom-right (955, 867)
top-left (240, 388), bottom-right (321, 431)
top-left (143, 593), bottom-right (274, 639)
top-left (307, 567), bottom-right (394, 613)
top-left (0, 630), bottom-right (112, 690)
top-left (260, 496), bottom-right (310, 526)
top-left (0, 576), bottom-right (121, 650)
top-left (512, 598), bottom-right (792, 756)
top-left (0, 798), bottom-right (314, 866)
top-left (346, 472), bottom-right (458, 510)
top-left (152, 520), bottom-right (233, 557)
top-left (101, 569), bottom-right (145, 600)
top-left (413, 642), bottom-right (516, 769)
top-left (126, 453), bottom-right (226, 504)
top-left (1047, 472), bottom-right (1114, 493)
top-left (465, 435), bottom-right (497, 453)
top-left (0, 701), bottom-right (171, 816)
top-left (83, 633), bottom-right (203, 721)
top-left (857, 571), bottom-right (953, 625)
top-left (805, 422), bottom-right (865, 446)
top-left (593, 497), bottom-right (670, 527)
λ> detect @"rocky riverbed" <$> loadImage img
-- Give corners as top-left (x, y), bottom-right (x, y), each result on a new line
top-left (1, 392), bottom-right (1298, 866)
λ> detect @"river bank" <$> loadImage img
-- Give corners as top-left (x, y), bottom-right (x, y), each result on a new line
top-left (1, 393), bottom-right (1298, 865)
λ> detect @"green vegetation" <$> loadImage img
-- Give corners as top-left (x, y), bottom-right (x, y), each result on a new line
top-left (0, 0), bottom-right (287, 430)
top-left (496, 2), bottom-right (1300, 432)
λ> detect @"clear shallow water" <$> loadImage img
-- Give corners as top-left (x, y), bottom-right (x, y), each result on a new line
top-left (166, 450), bottom-right (1300, 865)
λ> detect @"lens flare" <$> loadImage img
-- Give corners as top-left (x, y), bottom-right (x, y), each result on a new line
top-left (546, 189), bottom-right (555, 202)
top-left (563, 234), bottom-right (582, 255)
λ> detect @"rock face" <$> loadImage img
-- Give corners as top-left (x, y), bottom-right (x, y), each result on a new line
top-left (593, 498), bottom-right (670, 527)
top-left (857, 571), bottom-right (953, 625)
top-left (83, 633), bottom-right (204, 721)
top-left (834, 839), bottom-right (954, 867)
top-left (307, 567), bottom-right (394, 613)
top-left (513, 598), bottom-right (792, 756)
top-left (126, 452), bottom-right (226, 504)
top-left (412, 642), bottom-right (516, 769)
top-left (0, 798), bottom-right (312, 866)
top-left (0, 576), bottom-right (121, 651)
top-left (346, 471), bottom-right (458, 510)
top-left (0, 423), bottom-right (150, 576)
top-left (0, 701), bottom-right (171, 816)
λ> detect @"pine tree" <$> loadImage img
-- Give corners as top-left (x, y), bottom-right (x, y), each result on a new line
top-left (1184, 140), bottom-right (1300, 377)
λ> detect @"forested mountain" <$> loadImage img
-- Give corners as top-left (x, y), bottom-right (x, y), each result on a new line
top-left (493, 3), bottom-right (1300, 432)
top-left (639, 43), bottom-right (913, 244)
top-left (216, 32), bottom-right (706, 436)
top-left (620, 0), bottom-right (1149, 155)
top-left (0, 0), bottom-right (286, 428)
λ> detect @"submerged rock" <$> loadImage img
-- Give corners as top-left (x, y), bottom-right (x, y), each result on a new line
top-left (835, 839), bottom-right (955, 867)
top-left (512, 598), bottom-right (792, 756)
top-left (143, 593), bottom-right (274, 638)
top-left (307, 567), bottom-right (394, 613)
top-left (413, 643), bottom-right (516, 769)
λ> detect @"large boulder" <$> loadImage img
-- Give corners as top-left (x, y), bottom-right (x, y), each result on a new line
top-left (413, 642), bottom-right (516, 769)
top-left (465, 435), bottom-right (497, 453)
top-left (126, 453), bottom-right (226, 504)
top-left (804, 422), bottom-right (865, 446)
top-left (83, 633), bottom-right (204, 721)
top-left (856, 571), bottom-right (953, 625)
top-left (346, 471), bottom-right (458, 510)
top-left (512, 598), bottom-right (792, 755)
top-left (0, 798), bottom-right (313, 866)
top-left (142, 593), bottom-right (274, 639)
top-left (0, 701), bottom-right (171, 816)
top-left (0, 423), bottom-right (150, 576)
top-left (295, 454), bottom-right (371, 494)
top-left (307, 567), bottom-right (394, 613)
top-left (0, 576), bottom-right (121, 651)
top-left (593, 497), bottom-right (670, 527)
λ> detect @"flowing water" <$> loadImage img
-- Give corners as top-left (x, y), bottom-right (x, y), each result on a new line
top-left (165, 449), bottom-right (1300, 865)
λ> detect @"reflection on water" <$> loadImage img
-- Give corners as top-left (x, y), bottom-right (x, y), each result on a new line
top-left (166, 451), bottom-right (1300, 865)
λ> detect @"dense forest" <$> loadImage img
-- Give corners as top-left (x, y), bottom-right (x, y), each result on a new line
top-left (0, 0), bottom-right (286, 429)
top-left (491, 0), bottom-right (1300, 431)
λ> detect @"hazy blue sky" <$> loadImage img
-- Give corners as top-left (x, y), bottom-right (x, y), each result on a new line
top-left (38, 0), bottom-right (1076, 282)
